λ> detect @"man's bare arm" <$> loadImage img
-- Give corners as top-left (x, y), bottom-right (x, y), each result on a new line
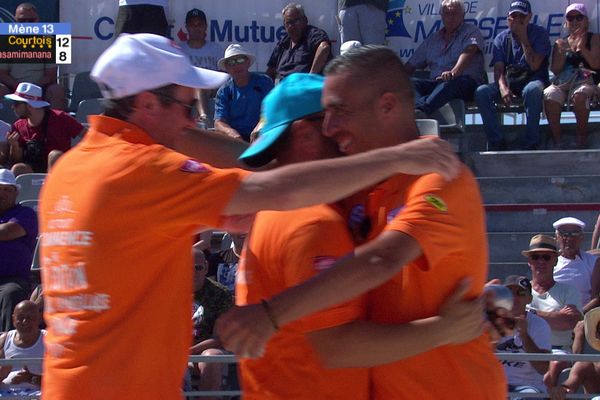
top-left (173, 127), bottom-right (249, 169)
top-left (309, 41), bottom-right (331, 74)
top-left (535, 305), bottom-right (582, 330)
top-left (0, 221), bottom-right (27, 241)
top-left (223, 137), bottom-right (460, 215)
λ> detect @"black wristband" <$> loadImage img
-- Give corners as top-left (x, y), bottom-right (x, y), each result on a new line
top-left (260, 299), bottom-right (280, 331)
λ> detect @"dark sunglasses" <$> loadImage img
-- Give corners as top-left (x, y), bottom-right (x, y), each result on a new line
top-left (225, 56), bottom-right (247, 67)
top-left (152, 92), bottom-right (199, 120)
top-left (566, 14), bottom-right (585, 22)
top-left (557, 230), bottom-right (582, 238)
top-left (529, 253), bottom-right (553, 261)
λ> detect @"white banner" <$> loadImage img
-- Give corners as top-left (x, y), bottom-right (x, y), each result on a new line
top-left (60, 0), bottom-right (600, 75)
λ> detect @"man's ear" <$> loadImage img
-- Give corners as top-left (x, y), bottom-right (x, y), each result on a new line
top-left (378, 92), bottom-right (399, 117)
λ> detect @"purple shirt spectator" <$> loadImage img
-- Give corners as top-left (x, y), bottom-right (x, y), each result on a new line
top-left (0, 204), bottom-right (37, 281)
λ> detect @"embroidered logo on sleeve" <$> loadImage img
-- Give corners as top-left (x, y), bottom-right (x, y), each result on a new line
top-left (313, 256), bottom-right (337, 272)
top-left (424, 194), bottom-right (448, 212)
top-left (180, 159), bottom-right (210, 173)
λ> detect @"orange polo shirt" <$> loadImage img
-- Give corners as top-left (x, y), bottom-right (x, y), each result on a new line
top-left (39, 115), bottom-right (250, 400)
top-left (366, 167), bottom-right (507, 400)
top-left (236, 205), bottom-right (369, 400)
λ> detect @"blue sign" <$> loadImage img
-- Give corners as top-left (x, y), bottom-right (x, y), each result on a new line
top-left (0, 23), bottom-right (71, 35)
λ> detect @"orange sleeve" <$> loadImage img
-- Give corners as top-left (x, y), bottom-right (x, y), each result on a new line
top-left (280, 220), bottom-right (367, 333)
top-left (384, 169), bottom-right (483, 270)
top-left (124, 147), bottom-right (251, 232)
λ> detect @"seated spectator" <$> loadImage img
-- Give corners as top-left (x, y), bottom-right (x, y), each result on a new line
top-left (114, 0), bottom-right (169, 38)
top-left (557, 307), bottom-right (600, 397)
top-left (553, 217), bottom-right (600, 313)
top-left (523, 234), bottom-right (583, 391)
top-left (189, 248), bottom-right (233, 399)
top-left (337, 0), bottom-right (387, 45)
top-left (544, 4), bottom-right (600, 149)
top-left (474, 0), bottom-right (551, 150)
top-left (214, 44), bottom-right (273, 142)
top-left (405, 0), bottom-right (484, 118)
top-left (266, 3), bottom-right (332, 81)
top-left (0, 169), bottom-right (37, 332)
top-left (0, 3), bottom-right (65, 110)
top-left (0, 300), bottom-right (45, 396)
top-left (5, 83), bottom-right (84, 172)
top-left (9, 163), bottom-right (32, 177)
top-left (179, 8), bottom-right (223, 125)
top-left (212, 233), bottom-right (245, 293)
top-left (496, 275), bottom-right (551, 397)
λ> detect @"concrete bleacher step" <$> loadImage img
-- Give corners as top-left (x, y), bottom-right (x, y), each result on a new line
top-left (487, 232), bottom-right (592, 263)
top-left (478, 175), bottom-right (600, 204)
top-left (485, 207), bottom-right (599, 232)
top-left (488, 262), bottom-right (530, 281)
top-left (468, 149), bottom-right (600, 177)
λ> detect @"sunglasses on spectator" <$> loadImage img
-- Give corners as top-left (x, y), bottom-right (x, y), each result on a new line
top-left (566, 14), bottom-right (585, 22)
top-left (557, 230), bottom-right (582, 238)
top-left (152, 92), bottom-right (199, 120)
top-left (284, 17), bottom-right (304, 28)
top-left (225, 56), bottom-right (248, 67)
top-left (529, 253), bottom-right (553, 261)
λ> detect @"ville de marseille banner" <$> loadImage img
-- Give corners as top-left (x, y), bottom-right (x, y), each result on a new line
top-left (59, 0), bottom-right (599, 75)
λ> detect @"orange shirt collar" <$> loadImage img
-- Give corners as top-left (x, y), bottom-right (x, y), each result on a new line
top-left (88, 115), bottom-right (157, 145)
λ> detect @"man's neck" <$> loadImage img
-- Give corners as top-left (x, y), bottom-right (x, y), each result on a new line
top-left (15, 330), bottom-right (40, 348)
top-left (532, 277), bottom-right (555, 293)
top-left (28, 108), bottom-right (46, 127)
top-left (233, 72), bottom-right (251, 87)
top-left (187, 38), bottom-right (206, 49)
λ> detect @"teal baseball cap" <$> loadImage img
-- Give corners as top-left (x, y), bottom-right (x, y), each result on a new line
top-left (239, 73), bottom-right (325, 167)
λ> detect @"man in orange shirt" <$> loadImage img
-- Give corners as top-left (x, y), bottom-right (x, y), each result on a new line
top-left (217, 46), bottom-right (507, 399)
top-left (38, 35), bottom-right (461, 400)
top-left (235, 72), bottom-right (486, 400)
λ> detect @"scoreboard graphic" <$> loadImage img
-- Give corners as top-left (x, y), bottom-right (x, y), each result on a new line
top-left (0, 22), bottom-right (71, 64)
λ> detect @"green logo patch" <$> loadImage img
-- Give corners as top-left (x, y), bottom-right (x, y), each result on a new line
top-left (424, 195), bottom-right (447, 212)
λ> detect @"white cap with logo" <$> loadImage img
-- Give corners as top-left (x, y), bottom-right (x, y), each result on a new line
top-left (91, 33), bottom-right (229, 99)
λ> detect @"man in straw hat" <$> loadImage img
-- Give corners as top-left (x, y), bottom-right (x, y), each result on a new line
top-left (523, 234), bottom-right (583, 390)
top-left (214, 44), bottom-right (273, 142)
top-left (38, 33), bottom-right (461, 399)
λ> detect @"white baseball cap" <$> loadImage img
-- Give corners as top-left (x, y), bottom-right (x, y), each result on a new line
top-left (553, 217), bottom-right (586, 230)
top-left (91, 33), bottom-right (229, 99)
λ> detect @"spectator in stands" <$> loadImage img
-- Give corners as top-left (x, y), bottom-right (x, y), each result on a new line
top-left (189, 248), bottom-right (232, 399)
top-left (558, 307), bottom-right (600, 398)
top-left (266, 3), bottom-right (332, 81)
top-left (553, 217), bottom-right (600, 313)
top-left (0, 169), bottom-right (36, 332)
top-left (8, 163), bottom-right (31, 178)
top-left (214, 44), bottom-right (273, 142)
top-left (180, 8), bottom-right (223, 125)
top-left (0, 3), bottom-right (65, 110)
top-left (496, 275), bottom-right (551, 397)
top-left (405, 0), bottom-right (485, 118)
top-left (0, 300), bottom-right (45, 394)
top-left (544, 4), bottom-right (600, 150)
top-left (474, 0), bottom-right (551, 151)
top-left (337, 0), bottom-right (387, 45)
top-left (4, 82), bottom-right (84, 173)
top-left (114, 0), bottom-right (169, 37)
top-left (523, 234), bottom-right (583, 390)
top-left (212, 233), bottom-right (245, 293)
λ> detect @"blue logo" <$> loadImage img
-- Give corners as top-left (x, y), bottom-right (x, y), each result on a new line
top-left (386, 0), bottom-right (411, 38)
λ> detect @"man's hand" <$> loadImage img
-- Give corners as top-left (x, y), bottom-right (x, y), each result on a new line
top-left (499, 83), bottom-right (514, 106)
top-left (438, 279), bottom-right (485, 345)
top-left (508, 17), bottom-right (528, 43)
top-left (436, 70), bottom-right (455, 82)
top-left (6, 131), bottom-right (19, 147)
top-left (10, 366), bottom-right (33, 385)
top-left (392, 137), bottom-right (460, 181)
top-left (215, 303), bottom-right (277, 358)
